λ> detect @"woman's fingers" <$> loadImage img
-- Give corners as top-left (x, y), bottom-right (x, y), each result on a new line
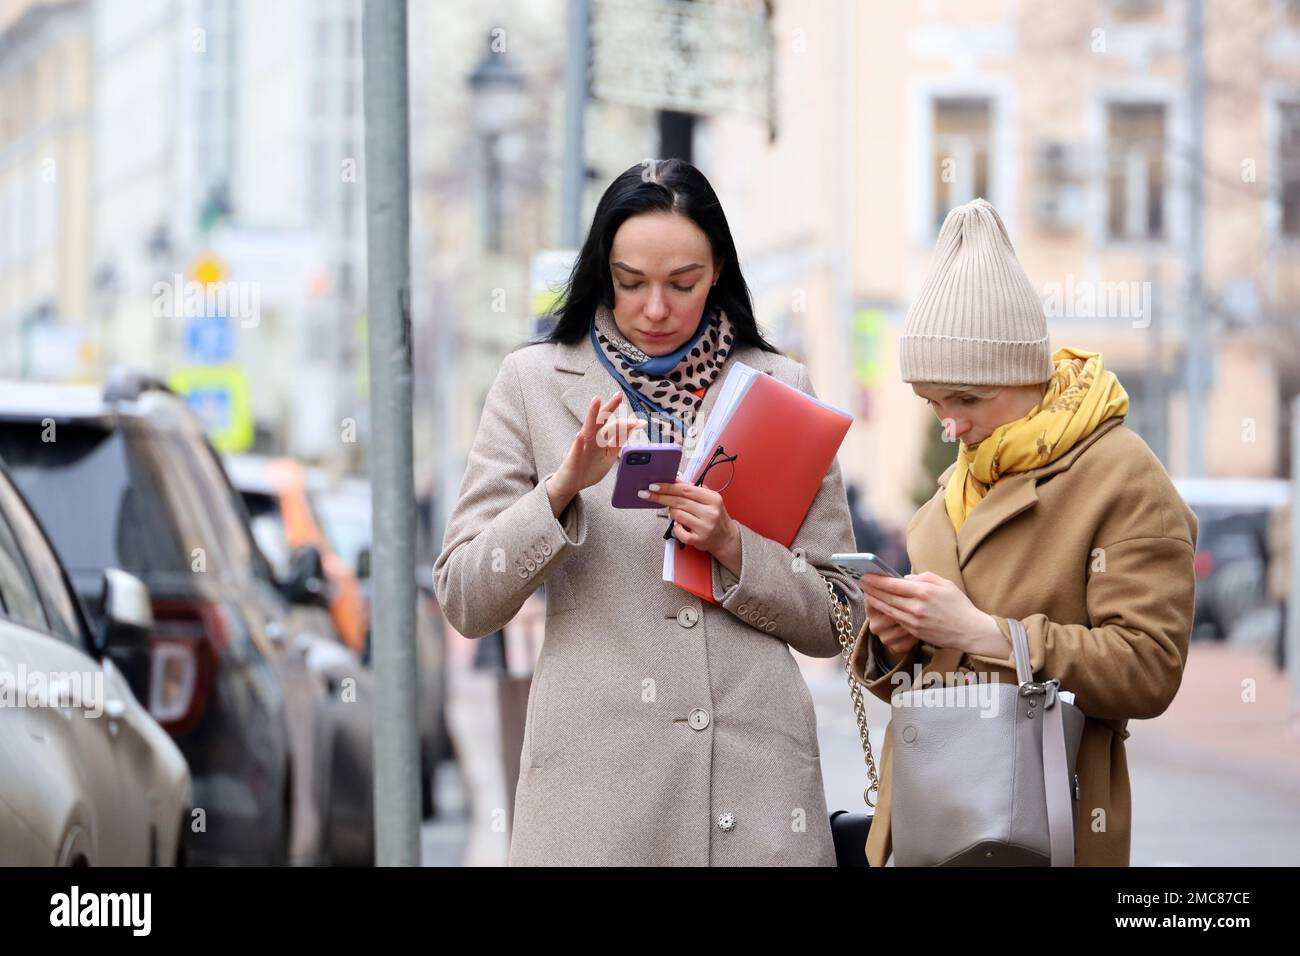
top-left (580, 396), bottom-right (602, 442)
top-left (667, 507), bottom-right (708, 532)
top-left (645, 490), bottom-right (707, 513)
top-left (864, 574), bottom-right (925, 599)
top-left (596, 417), bottom-right (648, 449)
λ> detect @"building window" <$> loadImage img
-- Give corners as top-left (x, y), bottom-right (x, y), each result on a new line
top-left (933, 98), bottom-right (991, 231)
top-left (1106, 102), bottom-right (1166, 241)
top-left (1280, 101), bottom-right (1300, 239)
top-left (1110, 0), bottom-right (1165, 22)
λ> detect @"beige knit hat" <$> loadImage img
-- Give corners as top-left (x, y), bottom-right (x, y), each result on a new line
top-left (899, 198), bottom-right (1053, 385)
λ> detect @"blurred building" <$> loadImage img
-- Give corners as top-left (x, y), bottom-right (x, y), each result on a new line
top-left (817, 0), bottom-right (1300, 522)
top-left (4, 0), bottom-right (1299, 524)
top-left (0, 0), bottom-right (93, 380)
top-left (1, 0), bottom-right (367, 463)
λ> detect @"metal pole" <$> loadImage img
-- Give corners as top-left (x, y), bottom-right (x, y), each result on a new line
top-left (362, 0), bottom-right (420, 865)
top-left (1183, 0), bottom-right (1207, 478)
top-left (1288, 396), bottom-right (1300, 716)
top-left (560, 0), bottom-right (589, 247)
top-left (831, 0), bottom-right (855, 416)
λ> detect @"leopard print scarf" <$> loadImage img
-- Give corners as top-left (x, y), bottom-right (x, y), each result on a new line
top-left (591, 302), bottom-right (736, 446)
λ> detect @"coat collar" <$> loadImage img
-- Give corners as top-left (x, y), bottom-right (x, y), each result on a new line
top-left (555, 333), bottom-right (780, 431)
top-left (924, 415), bottom-right (1125, 571)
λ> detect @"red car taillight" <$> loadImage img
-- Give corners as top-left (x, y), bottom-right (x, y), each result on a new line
top-left (149, 599), bottom-right (229, 737)
top-left (1193, 550), bottom-right (1214, 579)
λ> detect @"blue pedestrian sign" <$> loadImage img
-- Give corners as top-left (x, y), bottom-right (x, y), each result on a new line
top-left (185, 315), bottom-right (235, 363)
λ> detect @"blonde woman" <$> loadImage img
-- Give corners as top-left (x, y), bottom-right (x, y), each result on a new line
top-left (849, 198), bottom-right (1198, 866)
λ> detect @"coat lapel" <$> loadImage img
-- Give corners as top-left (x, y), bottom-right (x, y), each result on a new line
top-left (907, 484), bottom-right (970, 678)
top-left (947, 416), bottom-right (1126, 570)
top-left (556, 339), bottom-right (617, 427)
top-left (914, 415), bottom-right (1125, 677)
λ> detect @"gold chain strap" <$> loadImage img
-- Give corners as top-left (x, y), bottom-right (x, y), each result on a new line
top-left (822, 575), bottom-right (880, 809)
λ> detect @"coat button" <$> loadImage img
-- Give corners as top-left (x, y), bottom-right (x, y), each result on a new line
top-left (525, 559), bottom-right (536, 572)
top-left (757, 615), bottom-right (768, 627)
top-left (517, 568), bottom-right (529, 579)
top-left (738, 604), bottom-right (749, 615)
top-left (541, 543), bottom-right (553, 556)
top-left (717, 812), bottom-right (736, 832)
top-left (533, 550), bottom-right (544, 562)
top-left (749, 611), bottom-right (759, 623)
top-left (688, 708), bottom-right (710, 730)
top-left (764, 621), bottom-right (777, 633)
top-left (676, 606), bottom-right (699, 628)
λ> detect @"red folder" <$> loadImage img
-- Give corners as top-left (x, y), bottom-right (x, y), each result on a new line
top-left (670, 371), bottom-right (852, 603)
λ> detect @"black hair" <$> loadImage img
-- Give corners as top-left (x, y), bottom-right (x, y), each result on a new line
top-left (540, 159), bottom-right (779, 354)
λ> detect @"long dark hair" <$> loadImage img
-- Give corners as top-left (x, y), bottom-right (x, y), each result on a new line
top-left (541, 159), bottom-right (780, 354)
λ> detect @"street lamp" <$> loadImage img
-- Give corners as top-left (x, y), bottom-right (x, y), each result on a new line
top-left (467, 32), bottom-right (526, 253)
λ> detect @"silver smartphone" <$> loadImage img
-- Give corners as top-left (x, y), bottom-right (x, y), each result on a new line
top-left (831, 552), bottom-right (903, 579)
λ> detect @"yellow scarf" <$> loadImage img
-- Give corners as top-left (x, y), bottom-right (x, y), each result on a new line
top-left (944, 347), bottom-right (1129, 533)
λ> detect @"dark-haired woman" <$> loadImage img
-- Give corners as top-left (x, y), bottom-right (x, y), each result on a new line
top-left (434, 159), bottom-right (866, 866)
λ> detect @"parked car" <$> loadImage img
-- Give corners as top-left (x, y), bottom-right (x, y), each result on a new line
top-left (225, 456), bottom-right (368, 653)
top-left (307, 472), bottom-right (450, 817)
top-left (0, 460), bottom-right (191, 865)
top-left (0, 374), bottom-right (340, 864)
top-left (1174, 478), bottom-right (1289, 642)
top-left (224, 454), bottom-right (376, 863)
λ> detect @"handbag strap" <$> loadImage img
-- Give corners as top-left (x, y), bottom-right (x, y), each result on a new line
top-left (822, 575), bottom-right (879, 809)
top-left (1008, 618), bottom-right (1075, 866)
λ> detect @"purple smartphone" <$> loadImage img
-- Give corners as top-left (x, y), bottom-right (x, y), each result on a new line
top-left (612, 443), bottom-right (683, 508)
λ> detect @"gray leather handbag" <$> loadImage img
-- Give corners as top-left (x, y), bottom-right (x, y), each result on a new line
top-left (889, 619), bottom-right (1086, 866)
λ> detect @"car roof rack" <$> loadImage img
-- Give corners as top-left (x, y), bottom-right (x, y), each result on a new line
top-left (103, 368), bottom-right (174, 403)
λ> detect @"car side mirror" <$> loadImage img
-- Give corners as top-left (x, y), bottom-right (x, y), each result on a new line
top-left (96, 569), bottom-right (154, 703)
top-left (283, 543), bottom-right (331, 608)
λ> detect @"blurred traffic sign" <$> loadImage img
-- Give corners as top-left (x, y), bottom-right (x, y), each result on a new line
top-left (168, 365), bottom-right (254, 452)
top-left (853, 307), bottom-right (885, 387)
top-left (185, 315), bottom-right (235, 363)
top-left (590, 0), bottom-right (775, 135)
top-left (530, 250), bottom-right (576, 337)
top-left (191, 252), bottom-right (225, 286)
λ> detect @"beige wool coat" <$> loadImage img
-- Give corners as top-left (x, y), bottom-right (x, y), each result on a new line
top-left (849, 416), bottom-right (1198, 866)
top-left (434, 334), bottom-right (867, 866)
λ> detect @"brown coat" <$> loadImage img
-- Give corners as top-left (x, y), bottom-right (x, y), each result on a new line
top-left (434, 336), bottom-right (867, 866)
top-left (849, 416), bottom-right (1198, 866)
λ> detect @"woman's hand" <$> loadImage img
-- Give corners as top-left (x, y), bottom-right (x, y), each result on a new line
top-left (545, 393), bottom-right (647, 516)
top-left (641, 482), bottom-right (743, 575)
top-left (861, 571), bottom-right (1008, 658)
top-left (861, 589), bottom-right (919, 667)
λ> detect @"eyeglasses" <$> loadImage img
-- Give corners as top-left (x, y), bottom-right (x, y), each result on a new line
top-left (663, 445), bottom-right (739, 550)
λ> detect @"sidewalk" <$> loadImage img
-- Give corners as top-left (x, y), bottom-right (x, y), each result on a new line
top-left (1131, 641), bottom-right (1300, 785)
top-left (802, 642), bottom-right (1300, 866)
top-left (427, 629), bottom-right (1300, 866)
